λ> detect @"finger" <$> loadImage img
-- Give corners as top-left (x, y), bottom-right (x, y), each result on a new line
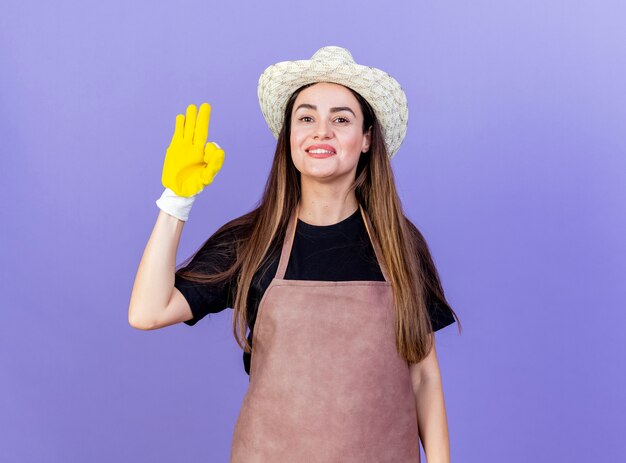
top-left (194, 102), bottom-right (211, 146)
top-left (201, 164), bottom-right (218, 186)
top-left (183, 104), bottom-right (197, 142)
top-left (202, 161), bottom-right (223, 185)
top-left (170, 114), bottom-right (185, 144)
top-left (202, 146), bottom-right (225, 185)
top-left (203, 141), bottom-right (224, 165)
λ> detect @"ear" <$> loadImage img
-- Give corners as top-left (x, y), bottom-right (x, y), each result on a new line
top-left (362, 126), bottom-right (372, 153)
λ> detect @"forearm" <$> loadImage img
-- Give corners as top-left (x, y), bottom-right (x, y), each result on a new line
top-left (128, 210), bottom-right (184, 328)
top-left (414, 376), bottom-right (451, 463)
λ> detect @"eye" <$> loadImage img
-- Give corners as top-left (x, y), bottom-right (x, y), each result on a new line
top-left (296, 116), bottom-right (350, 123)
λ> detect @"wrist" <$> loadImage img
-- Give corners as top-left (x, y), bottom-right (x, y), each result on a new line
top-left (155, 188), bottom-right (197, 222)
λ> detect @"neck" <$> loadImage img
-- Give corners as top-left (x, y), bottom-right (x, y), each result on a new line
top-left (298, 175), bottom-right (359, 226)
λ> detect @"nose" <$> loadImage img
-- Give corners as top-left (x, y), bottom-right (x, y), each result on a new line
top-left (314, 119), bottom-right (332, 139)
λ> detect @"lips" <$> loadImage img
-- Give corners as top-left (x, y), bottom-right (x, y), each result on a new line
top-left (305, 144), bottom-right (336, 154)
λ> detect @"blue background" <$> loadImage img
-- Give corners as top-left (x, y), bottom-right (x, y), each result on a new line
top-left (2, 1), bottom-right (625, 461)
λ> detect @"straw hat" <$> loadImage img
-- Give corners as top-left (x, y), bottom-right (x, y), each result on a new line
top-left (257, 45), bottom-right (409, 159)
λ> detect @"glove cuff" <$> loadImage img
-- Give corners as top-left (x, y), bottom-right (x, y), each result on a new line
top-left (155, 188), bottom-right (197, 222)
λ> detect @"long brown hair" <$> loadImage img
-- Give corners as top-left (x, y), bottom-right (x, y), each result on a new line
top-left (176, 82), bottom-right (461, 364)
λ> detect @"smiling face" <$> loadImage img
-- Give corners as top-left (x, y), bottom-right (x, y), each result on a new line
top-left (289, 82), bottom-right (371, 184)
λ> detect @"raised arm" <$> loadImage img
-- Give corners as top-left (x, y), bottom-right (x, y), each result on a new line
top-left (128, 103), bottom-right (225, 330)
top-left (128, 210), bottom-right (191, 330)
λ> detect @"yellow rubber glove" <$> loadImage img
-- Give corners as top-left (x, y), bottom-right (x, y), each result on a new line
top-left (161, 103), bottom-right (225, 198)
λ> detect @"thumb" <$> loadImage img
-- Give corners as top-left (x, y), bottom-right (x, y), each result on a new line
top-left (202, 149), bottom-right (225, 185)
top-left (204, 141), bottom-right (221, 159)
top-left (204, 141), bottom-right (224, 164)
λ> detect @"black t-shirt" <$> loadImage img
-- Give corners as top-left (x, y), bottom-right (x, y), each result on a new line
top-left (175, 207), bottom-right (456, 376)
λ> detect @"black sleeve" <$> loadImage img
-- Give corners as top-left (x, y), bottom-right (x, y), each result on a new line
top-left (404, 217), bottom-right (456, 333)
top-left (174, 227), bottom-right (238, 326)
top-left (427, 297), bottom-right (456, 332)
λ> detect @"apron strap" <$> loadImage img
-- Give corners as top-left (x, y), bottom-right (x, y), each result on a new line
top-left (275, 203), bottom-right (299, 280)
top-left (359, 204), bottom-right (391, 283)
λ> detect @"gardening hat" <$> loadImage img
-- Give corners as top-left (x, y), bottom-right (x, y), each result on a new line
top-left (257, 45), bottom-right (409, 158)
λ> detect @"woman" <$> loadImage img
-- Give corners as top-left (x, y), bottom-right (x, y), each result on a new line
top-left (129, 46), bottom-right (461, 463)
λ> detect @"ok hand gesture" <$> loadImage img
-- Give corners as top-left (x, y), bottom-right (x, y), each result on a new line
top-left (161, 103), bottom-right (225, 198)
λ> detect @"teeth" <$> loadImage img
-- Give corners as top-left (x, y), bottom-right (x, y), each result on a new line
top-left (308, 149), bottom-right (334, 154)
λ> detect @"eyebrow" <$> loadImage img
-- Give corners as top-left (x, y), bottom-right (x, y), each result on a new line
top-left (295, 103), bottom-right (356, 117)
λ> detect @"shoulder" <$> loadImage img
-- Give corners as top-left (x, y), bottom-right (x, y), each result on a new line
top-left (178, 210), bottom-right (257, 273)
top-left (203, 210), bottom-right (257, 249)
